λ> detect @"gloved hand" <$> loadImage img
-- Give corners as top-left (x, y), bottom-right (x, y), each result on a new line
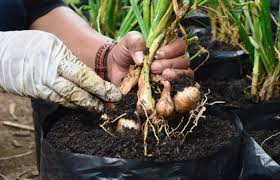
top-left (0, 30), bottom-right (121, 112)
top-left (107, 31), bottom-right (193, 85)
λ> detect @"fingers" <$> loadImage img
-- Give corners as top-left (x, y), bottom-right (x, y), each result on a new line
top-left (155, 38), bottom-right (187, 60)
top-left (126, 31), bottom-right (146, 65)
top-left (107, 31), bottom-right (145, 85)
top-left (58, 58), bottom-right (122, 102)
top-left (162, 68), bottom-right (194, 80)
top-left (151, 55), bottom-right (190, 74)
top-left (50, 77), bottom-right (104, 112)
top-left (41, 87), bottom-right (78, 109)
top-left (151, 38), bottom-right (191, 79)
top-left (116, 31), bottom-right (146, 66)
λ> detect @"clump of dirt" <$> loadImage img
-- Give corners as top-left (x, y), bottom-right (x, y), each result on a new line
top-left (250, 130), bottom-right (280, 164)
top-left (170, 75), bottom-right (196, 96)
top-left (46, 108), bottom-right (239, 161)
top-left (110, 87), bottom-right (138, 120)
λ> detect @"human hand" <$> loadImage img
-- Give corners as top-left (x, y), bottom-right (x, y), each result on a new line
top-left (107, 31), bottom-right (193, 85)
top-left (0, 30), bottom-right (121, 112)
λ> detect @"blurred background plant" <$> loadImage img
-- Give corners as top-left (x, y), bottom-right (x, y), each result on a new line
top-left (63, 0), bottom-right (209, 40)
top-left (64, 0), bottom-right (131, 39)
top-left (207, 0), bottom-right (240, 46)
top-left (221, 0), bottom-right (280, 101)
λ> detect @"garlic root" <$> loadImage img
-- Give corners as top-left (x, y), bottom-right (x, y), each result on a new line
top-left (116, 118), bottom-right (141, 133)
top-left (156, 79), bottom-right (174, 119)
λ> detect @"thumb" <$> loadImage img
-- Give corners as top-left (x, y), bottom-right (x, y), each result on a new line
top-left (125, 31), bottom-right (146, 65)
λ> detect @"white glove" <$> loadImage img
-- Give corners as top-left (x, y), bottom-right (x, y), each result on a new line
top-left (0, 30), bottom-right (122, 112)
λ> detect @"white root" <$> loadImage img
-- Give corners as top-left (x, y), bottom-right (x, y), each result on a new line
top-left (261, 131), bottom-right (280, 147)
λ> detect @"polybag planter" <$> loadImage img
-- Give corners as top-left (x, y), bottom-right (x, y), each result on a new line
top-left (184, 14), bottom-right (249, 81)
top-left (236, 103), bottom-right (280, 180)
top-left (192, 49), bottom-right (247, 81)
top-left (32, 100), bottom-right (243, 180)
top-left (241, 133), bottom-right (280, 180)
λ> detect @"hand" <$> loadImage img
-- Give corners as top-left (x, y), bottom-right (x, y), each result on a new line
top-left (0, 30), bottom-right (121, 112)
top-left (107, 31), bottom-right (193, 85)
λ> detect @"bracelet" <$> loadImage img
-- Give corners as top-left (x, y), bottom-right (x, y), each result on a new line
top-left (95, 41), bottom-right (117, 79)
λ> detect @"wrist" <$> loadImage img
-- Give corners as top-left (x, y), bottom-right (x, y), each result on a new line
top-left (94, 41), bottom-right (116, 80)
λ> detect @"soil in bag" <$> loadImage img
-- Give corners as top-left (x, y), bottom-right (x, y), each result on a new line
top-left (46, 109), bottom-right (239, 161)
top-left (43, 107), bottom-right (242, 180)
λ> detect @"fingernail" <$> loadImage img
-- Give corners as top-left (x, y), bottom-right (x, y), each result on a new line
top-left (151, 61), bottom-right (162, 71)
top-left (134, 51), bottom-right (144, 65)
top-left (156, 50), bottom-right (165, 59)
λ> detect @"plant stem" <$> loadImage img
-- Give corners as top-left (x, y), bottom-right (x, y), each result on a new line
top-left (147, 3), bottom-right (173, 47)
top-left (251, 50), bottom-right (260, 95)
top-left (130, 0), bottom-right (148, 40)
top-left (117, 8), bottom-right (136, 39)
top-left (143, 0), bottom-right (151, 32)
top-left (137, 32), bottom-right (165, 116)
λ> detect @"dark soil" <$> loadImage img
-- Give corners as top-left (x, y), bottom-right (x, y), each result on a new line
top-left (250, 130), bottom-right (280, 164)
top-left (46, 108), bottom-right (239, 161)
top-left (200, 77), bottom-right (256, 108)
top-left (189, 33), bottom-right (278, 108)
top-left (110, 87), bottom-right (138, 120)
top-left (193, 35), bottom-right (240, 52)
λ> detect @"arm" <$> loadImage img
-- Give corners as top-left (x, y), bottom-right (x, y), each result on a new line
top-left (30, 6), bottom-right (110, 69)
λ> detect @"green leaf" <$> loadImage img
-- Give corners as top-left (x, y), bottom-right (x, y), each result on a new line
top-left (259, 0), bottom-right (276, 71)
top-left (130, 0), bottom-right (148, 40)
top-left (80, 5), bottom-right (91, 11)
top-left (63, 0), bottom-right (80, 5)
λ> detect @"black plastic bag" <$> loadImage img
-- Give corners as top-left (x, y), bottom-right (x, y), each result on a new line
top-left (40, 136), bottom-right (241, 180)
top-left (33, 100), bottom-right (243, 180)
top-left (241, 133), bottom-right (280, 180)
top-left (193, 50), bottom-right (248, 81)
top-left (236, 103), bottom-right (280, 180)
top-left (32, 102), bottom-right (280, 180)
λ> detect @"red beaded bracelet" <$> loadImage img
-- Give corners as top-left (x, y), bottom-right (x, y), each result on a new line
top-left (94, 41), bottom-right (117, 79)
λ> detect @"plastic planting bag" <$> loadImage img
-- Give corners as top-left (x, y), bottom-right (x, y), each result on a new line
top-left (241, 133), bottom-right (280, 180)
top-left (237, 102), bottom-right (280, 180)
top-left (32, 100), bottom-right (243, 180)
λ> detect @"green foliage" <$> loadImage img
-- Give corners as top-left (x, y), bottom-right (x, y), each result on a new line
top-left (63, 0), bottom-right (80, 5)
top-left (222, 0), bottom-right (279, 99)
